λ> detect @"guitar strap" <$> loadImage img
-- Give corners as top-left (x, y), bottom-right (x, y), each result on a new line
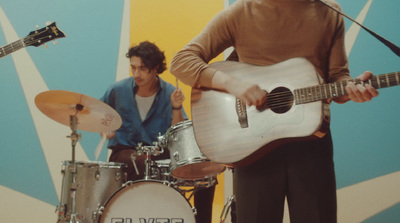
top-left (318, 0), bottom-right (400, 57)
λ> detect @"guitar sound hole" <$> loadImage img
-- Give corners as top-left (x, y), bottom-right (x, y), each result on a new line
top-left (268, 87), bottom-right (293, 114)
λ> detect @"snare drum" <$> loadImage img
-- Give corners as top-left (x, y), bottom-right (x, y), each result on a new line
top-left (57, 160), bottom-right (127, 223)
top-left (96, 180), bottom-right (196, 223)
top-left (166, 120), bottom-right (226, 180)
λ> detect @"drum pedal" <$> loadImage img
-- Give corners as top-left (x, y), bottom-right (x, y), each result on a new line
top-left (220, 195), bottom-right (236, 223)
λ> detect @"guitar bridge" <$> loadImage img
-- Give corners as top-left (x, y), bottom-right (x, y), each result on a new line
top-left (235, 98), bottom-right (248, 128)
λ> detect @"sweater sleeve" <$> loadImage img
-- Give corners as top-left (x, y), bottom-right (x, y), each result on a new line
top-left (325, 2), bottom-right (351, 83)
top-left (170, 3), bottom-right (239, 88)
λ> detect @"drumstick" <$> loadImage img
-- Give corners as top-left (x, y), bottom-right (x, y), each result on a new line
top-left (94, 133), bottom-right (107, 160)
top-left (176, 78), bottom-right (180, 90)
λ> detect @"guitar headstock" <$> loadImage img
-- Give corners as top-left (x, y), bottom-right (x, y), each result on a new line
top-left (26, 22), bottom-right (66, 47)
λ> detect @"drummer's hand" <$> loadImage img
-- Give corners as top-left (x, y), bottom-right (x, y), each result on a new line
top-left (171, 88), bottom-right (185, 110)
top-left (101, 131), bottom-right (115, 139)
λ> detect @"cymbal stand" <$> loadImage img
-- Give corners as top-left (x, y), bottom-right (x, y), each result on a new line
top-left (65, 113), bottom-right (82, 223)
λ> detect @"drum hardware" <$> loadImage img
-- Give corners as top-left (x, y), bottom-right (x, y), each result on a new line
top-left (134, 142), bottom-right (164, 180)
top-left (156, 132), bottom-right (167, 149)
top-left (34, 91), bottom-right (226, 223)
top-left (151, 159), bottom-right (173, 182)
top-left (173, 151), bottom-right (180, 161)
top-left (129, 153), bottom-right (140, 176)
top-left (220, 195), bottom-right (236, 223)
top-left (64, 114), bottom-right (83, 222)
top-left (34, 90), bottom-right (123, 223)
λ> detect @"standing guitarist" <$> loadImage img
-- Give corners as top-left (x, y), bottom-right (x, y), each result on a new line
top-left (170, 0), bottom-right (378, 223)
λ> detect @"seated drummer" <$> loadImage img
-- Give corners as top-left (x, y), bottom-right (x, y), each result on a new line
top-left (100, 40), bottom-right (216, 223)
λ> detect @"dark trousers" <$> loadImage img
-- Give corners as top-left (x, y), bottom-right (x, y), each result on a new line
top-left (233, 131), bottom-right (337, 223)
top-left (194, 185), bottom-right (216, 223)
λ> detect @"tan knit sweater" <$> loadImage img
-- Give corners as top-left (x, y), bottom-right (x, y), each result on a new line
top-left (170, 0), bottom-right (350, 89)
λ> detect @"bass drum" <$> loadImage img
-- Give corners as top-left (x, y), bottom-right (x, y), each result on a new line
top-left (96, 180), bottom-right (196, 223)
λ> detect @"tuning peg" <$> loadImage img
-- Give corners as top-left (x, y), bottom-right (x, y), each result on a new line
top-left (36, 25), bottom-right (39, 30)
top-left (46, 21), bottom-right (52, 26)
top-left (44, 43), bottom-right (48, 48)
top-left (53, 40), bottom-right (58, 45)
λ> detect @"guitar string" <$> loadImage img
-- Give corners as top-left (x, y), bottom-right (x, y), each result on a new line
top-left (265, 84), bottom-right (340, 107)
top-left (2, 30), bottom-right (53, 55)
top-left (24, 35), bottom-right (54, 46)
top-left (265, 73), bottom-right (400, 109)
top-left (3, 27), bottom-right (56, 53)
top-left (2, 38), bottom-right (26, 54)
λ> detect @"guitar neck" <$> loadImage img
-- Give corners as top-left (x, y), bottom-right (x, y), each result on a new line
top-left (0, 22), bottom-right (66, 59)
top-left (295, 71), bottom-right (400, 104)
top-left (0, 38), bottom-right (27, 58)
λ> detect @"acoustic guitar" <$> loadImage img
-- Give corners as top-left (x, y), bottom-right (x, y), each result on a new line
top-left (191, 57), bottom-right (399, 167)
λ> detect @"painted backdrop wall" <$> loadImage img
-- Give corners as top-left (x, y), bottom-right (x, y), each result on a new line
top-left (0, 0), bottom-right (399, 222)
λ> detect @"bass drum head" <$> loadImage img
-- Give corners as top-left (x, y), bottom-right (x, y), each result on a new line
top-left (98, 180), bottom-right (196, 223)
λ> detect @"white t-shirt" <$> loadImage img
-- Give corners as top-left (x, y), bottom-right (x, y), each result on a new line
top-left (135, 93), bottom-right (156, 121)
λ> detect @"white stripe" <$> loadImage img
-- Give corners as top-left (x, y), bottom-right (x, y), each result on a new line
top-left (0, 6), bottom-right (88, 200)
top-left (106, 0), bottom-right (132, 160)
top-left (0, 186), bottom-right (57, 222)
top-left (345, 0), bottom-right (373, 57)
top-left (338, 171), bottom-right (400, 222)
top-left (115, 0), bottom-right (131, 82)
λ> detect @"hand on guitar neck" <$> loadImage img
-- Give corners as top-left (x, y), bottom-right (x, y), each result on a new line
top-left (342, 71), bottom-right (379, 103)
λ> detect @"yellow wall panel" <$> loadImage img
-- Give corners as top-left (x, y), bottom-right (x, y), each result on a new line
top-left (130, 0), bottom-right (224, 118)
top-left (130, 1), bottom-right (226, 222)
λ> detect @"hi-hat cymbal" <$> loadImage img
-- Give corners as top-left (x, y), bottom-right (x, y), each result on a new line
top-left (35, 90), bottom-right (122, 132)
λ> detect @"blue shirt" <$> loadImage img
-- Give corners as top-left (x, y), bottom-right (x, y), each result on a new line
top-left (100, 76), bottom-right (187, 149)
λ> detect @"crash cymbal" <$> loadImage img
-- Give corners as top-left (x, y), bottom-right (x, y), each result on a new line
top-left (35, 90), bottom-right (122, 132)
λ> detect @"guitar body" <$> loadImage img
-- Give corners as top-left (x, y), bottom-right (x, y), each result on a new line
top-left (191, 58), bottom-right (329, 166)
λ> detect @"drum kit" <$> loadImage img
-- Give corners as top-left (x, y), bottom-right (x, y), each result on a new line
top-left (34, 90), bottom-right (226, 223)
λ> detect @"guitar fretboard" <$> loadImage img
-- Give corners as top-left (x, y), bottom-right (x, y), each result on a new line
top-left (295, 72), bottom-right (400, 104)
top-left (0, 38), bottom-right (26, 58)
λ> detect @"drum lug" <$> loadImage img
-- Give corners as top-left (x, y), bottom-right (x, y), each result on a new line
top-left (68, 164), bottom-right (77, 174)
top-left (124, 180), bottom-right (133, 186)
top-left (192, 206), bottom-right (198, 216)
top-left (123, 172), bottom-right (127, 182)
top-left (173, 151), bottom-right (180, 161)
top-left (70, 182), bottom-right (80, 190)
top-left (95, 170), bottom-right (100, 181)
top-left (56, 204), bottom-right (67, 218)
top-left (61, 162), bottom-right (66, 174)
top-left (172, 132), bottom-right (178, 141)
top-left (162, 180), bottom-right (173, 187)
top-left (93, 205), bottom-right (104, 222)
top-left (115, 172), bottom-right (122, 181)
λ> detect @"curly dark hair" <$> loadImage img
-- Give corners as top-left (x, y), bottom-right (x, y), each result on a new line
top-left (126, 41), bottom-right (167, 74)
